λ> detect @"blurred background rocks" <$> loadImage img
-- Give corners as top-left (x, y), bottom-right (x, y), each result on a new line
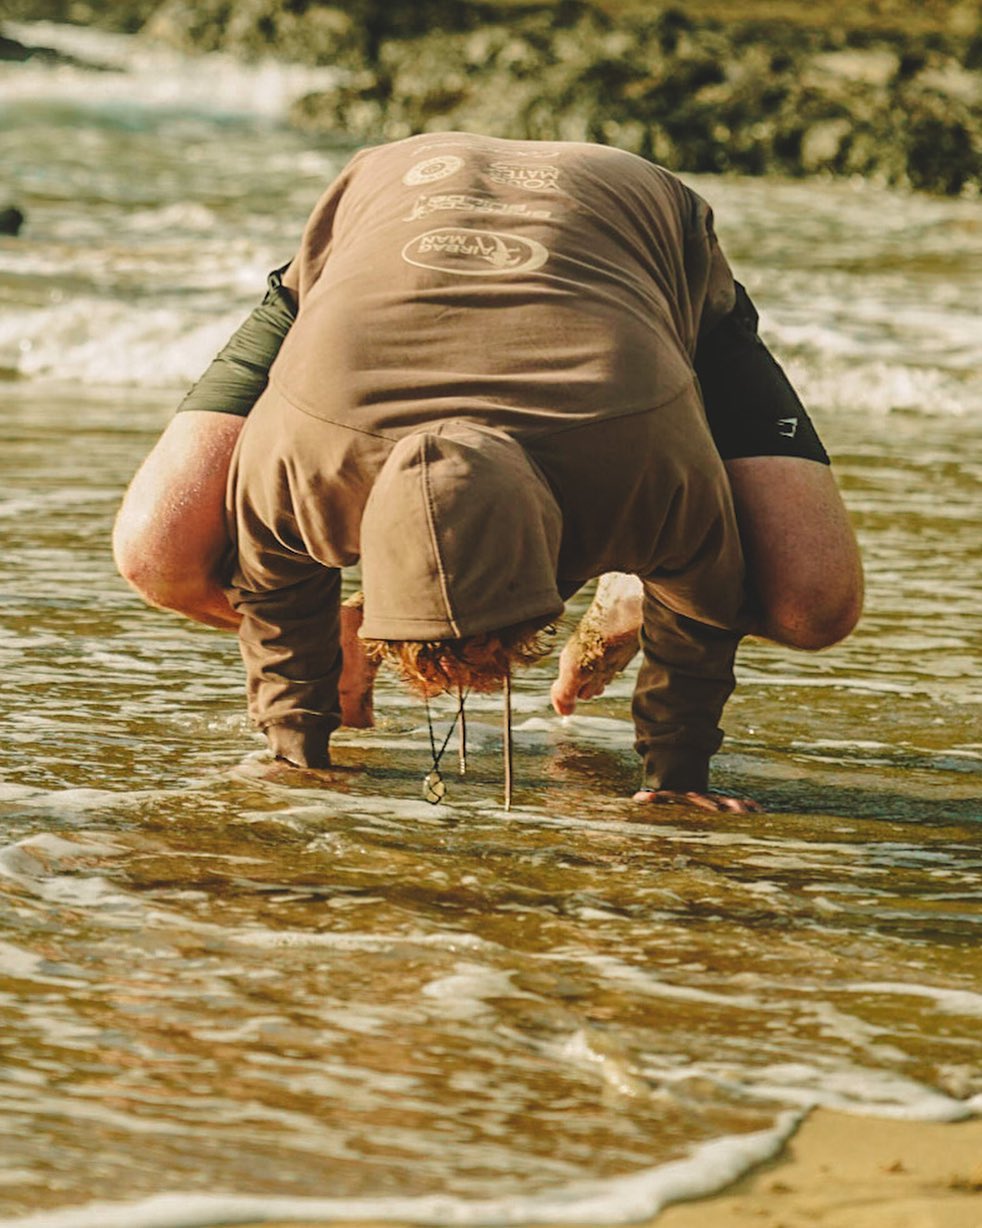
top-left (3, 0), bottom-right (979, 194)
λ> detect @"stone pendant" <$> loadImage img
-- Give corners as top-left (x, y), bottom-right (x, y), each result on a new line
top-left (422, 770), bottom-right (446, 804)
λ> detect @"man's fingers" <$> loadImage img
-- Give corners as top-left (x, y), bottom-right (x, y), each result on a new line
top-left (550, 685), bottom-right (576, 716)
top-left (721, 795), bottom-right (764, 813)
top-left (577, 676), bottom-right (607, 700)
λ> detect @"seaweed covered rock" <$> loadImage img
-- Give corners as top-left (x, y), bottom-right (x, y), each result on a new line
top-left (1, 0), bottom-right (159, 32)
top-left (281, 4), bottom-right (980, 194)
top-left (142, 0), bottom-right (360, 64)
top-left (7, 0), bottom-right (979, 193)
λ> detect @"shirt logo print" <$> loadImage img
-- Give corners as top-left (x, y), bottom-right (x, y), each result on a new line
top-left (487, 162), bottom-right (560, 193)
top-left (401, 228), bottom-right (549, 276)
top-left (403, 193), bottom-right (552, 222)
top-left (403, 155), bottom-right (464, 187)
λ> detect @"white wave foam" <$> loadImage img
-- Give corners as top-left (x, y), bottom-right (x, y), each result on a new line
top-left (0, 783), bottom-right (47, 804)
top-left (226, 927), bottom-right (495, 954)
top-left (0, 21), bottom-right (337, 120)
top-left (787, 355), bottom-right (979, 417)
top-left (0, 489), bottom-right (97, 521)
top-left (735, 668), bottom-right (918, 695)
top-left (0, 939), bottom-right (44, 979)
top-left (0, 1110), bottom-right (802, 1227)
top-left (0, 833), bottom-right (131, 907)
top-left (421, 963), bottom-right (523, 1020)
top-left (558, 1027), bottom-right (651, 1099)
top-left (741, 1063), bottom-right (976, 1122)
top-left (5, 786), bottom-right (160, 814)
top-left (845, 981), bottom-right (982, 1018)
top-left (573, 952), bottom-right (763, 1011)
top-left (0, 299), bottom-right (248, 387)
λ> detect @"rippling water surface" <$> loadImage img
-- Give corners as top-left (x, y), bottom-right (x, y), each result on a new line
top-left (0, 21), bottom-right (980, 1227)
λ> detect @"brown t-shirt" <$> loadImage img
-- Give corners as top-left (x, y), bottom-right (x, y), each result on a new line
top-left (227, 134), bottom-right (749, 790)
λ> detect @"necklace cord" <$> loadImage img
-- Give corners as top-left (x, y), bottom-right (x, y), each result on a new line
top-left (503, 669), bottom-right (513, 812)
top-left (424, 690), bottom-right (469, 803)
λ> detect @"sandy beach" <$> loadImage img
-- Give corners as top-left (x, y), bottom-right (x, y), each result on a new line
top-left (654, 1110), bottom-right (982, 1228)
top-left (246, 1110), bottom-right (982, 1228)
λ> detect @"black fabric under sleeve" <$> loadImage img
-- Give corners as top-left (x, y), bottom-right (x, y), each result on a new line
top-left (695, 283), bottom-right (830, 465)
top-left (176, 265), bottom-right (297, 418)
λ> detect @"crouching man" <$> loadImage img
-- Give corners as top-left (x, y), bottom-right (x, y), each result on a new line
top-left (113, 134), bottom-right (863, 810)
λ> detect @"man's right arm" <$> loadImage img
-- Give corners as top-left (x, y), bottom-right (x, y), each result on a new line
top-left (113, 266), bottom-right (297, 627)
top-left (228, 563), bottom-right (344, 767)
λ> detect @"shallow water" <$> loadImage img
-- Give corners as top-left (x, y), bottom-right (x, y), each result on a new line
top-left (0, 21), bottom-right (980, 1227)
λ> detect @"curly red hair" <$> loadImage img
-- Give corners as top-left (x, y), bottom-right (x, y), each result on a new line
top-left (364, 617), bottom-right (556, 697)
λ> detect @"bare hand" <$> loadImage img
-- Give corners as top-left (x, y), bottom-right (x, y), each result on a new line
top-left (551, 574), bottom-right (643, 715)
top-left (632, 789), bottom-right (763, 813)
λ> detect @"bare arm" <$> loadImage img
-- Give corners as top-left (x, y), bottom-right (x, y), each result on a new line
top-left (112, 410), bottom-right (244, 629)
top-left (112, 264), bottom-right (299, 629)
top-left (725, 455), bottom-right (863, 649)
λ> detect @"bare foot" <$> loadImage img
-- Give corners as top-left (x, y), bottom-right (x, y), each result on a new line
top-left (338, 592), bottom-right (379, 728)
top-left (551, 573), bottom-right (643, 715)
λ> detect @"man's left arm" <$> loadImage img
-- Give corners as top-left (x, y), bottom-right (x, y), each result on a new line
top-left (632, 589), bottom-right (747, 806)
top-left (631, 433), bottom-right (757, 811)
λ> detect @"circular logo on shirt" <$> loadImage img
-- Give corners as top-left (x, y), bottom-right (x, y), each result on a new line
top-left (402, 155), bottom-right (464, 186)
top-left (401, 228), bottom-right (549, 277)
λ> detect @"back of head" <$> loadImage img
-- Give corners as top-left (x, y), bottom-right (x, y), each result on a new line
top-left (359, 422), bottom-right (564, 647)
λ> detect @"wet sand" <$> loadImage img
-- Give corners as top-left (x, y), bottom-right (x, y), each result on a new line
top-left (655, 1110), bottom-right (982, 1228)
top-left (246, 1110), bottom-right (982, 1227)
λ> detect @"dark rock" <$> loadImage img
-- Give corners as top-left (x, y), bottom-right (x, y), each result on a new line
top-left (897, 50), bottom-right (928, 80)
top-left (0, 34), bottom-right (33, 61)
top-left (901, 90), bottom-right (979, 195)
top-left (0, 206), bottom-right (26, 236)
top-left (0, 27), bottom-right (116, 68)
top-left (1, 1), bottom-right (158, 32)
top-left (277, 4), bottom-right (981, 195)
top-left (0, 31), bottom-right (86, 63)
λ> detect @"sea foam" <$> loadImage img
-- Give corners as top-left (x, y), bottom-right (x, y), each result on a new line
top-left (0, 1111), bottom-right (801, 1228)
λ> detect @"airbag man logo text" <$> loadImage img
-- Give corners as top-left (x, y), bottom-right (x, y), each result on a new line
top-left (402, 228), bottom-right (549, 276)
